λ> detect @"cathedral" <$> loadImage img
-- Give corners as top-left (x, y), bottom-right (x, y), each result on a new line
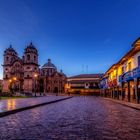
top-left (2, 43), bottom-right (67, 95)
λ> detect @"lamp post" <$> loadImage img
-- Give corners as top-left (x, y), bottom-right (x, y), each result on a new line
top-left (34, 74), bottom-right (38, 97)
top-left (9, 79), bottom-right (13, 96)
top-left (13, 77), bottom-right (17, 95)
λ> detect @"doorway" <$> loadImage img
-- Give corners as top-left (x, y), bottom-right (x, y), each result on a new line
top-left (53, 87), bottom-right (58, 93)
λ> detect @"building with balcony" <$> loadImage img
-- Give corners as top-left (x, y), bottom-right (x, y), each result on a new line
top-left (65, 74), bottom-right (103, 95)
top-left (100, 38), bottom-right (140, 103)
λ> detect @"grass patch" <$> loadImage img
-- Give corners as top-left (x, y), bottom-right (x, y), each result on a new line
top-left (0, 96), bottom-right (31, 100)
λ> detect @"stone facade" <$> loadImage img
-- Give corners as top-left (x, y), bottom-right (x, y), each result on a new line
top-left (2, 43), bottom-right (66, 95)
top-left (40, 59), bottom-right (66, 94)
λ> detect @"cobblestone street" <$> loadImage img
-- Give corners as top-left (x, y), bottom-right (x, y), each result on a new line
top-left (0, 96), bottom-right (140, 140)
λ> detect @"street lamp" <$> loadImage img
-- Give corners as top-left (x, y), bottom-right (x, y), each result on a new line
top-left (34, 74), bottom-right (38, 97)
top-left (13, 77), bottom-right (17, 94)
top-left (8, 77), bottom-right (18, 96)
top-left (9, 79), bottom-right (12, 83)
top-left (9, 79), bottom-right (13, 95)
top-left (14, 77), bottom-right (22, 94)
top-left (13, 77), bottom-right (17, 81)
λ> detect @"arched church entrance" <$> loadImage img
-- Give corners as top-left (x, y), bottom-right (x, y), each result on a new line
top-left (40, 79), bottom-right (44, 93)
top-left (53, 87), bottom-right (58, 93)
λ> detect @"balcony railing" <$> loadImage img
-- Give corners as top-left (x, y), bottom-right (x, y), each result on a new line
top-left (119, 70), bottom-right (135, 82)
top-left (107, 80), bottom-right (113, 88)
top-left (123, 71), bottom-right (133, 81)
top-left (133, 66), bottom-right (140, 78)
top-left (112, 78), bottom-right (117, 86)
top-left (101, 67), bottom-right (140, 88)
top-left (100, 78), bottom-right (108, 89)
top-left (119, 75), bottom-right (123, 82)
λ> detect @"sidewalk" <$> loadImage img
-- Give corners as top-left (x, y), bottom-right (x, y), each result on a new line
top-left (0, 95), bottom-right (72, 117)
top-left (104, 97), bottom-right (140, 110)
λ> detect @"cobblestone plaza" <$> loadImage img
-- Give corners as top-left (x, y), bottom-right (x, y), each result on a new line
top-left (1, 0), bottom-right (140, 140)
top-left (0, 96), bottom-right (140, 140)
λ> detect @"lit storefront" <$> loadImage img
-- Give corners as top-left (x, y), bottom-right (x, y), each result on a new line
top-left (65, 74), bottom-right (103, 95)
top-left (100, 38), bottom-right (140, 103)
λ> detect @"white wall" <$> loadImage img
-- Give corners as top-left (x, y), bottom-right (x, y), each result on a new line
top-left (133, 51), bottom-right (140, 68)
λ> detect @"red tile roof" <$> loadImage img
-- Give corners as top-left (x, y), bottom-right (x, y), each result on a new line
top-left (68, 74), bottom-right (103, 79)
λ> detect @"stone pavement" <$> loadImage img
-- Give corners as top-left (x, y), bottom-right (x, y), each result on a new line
top-left (0, 95), bottom-right (72, 116)
top-left (0, 96), bottom-right (140, 140)
top-left (104, 97), bottom-right (140, 110)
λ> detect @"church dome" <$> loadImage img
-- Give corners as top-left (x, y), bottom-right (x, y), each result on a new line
top-left (42, 59), bottom-right (57, 70)
top-left (4, 45), bottom-right (17, 56)
top-left (24, 42), bottom-right (38, 54)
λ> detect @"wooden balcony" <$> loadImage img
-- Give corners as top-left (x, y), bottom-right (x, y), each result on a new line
top-left (123, 71), bottom-right (133, 81)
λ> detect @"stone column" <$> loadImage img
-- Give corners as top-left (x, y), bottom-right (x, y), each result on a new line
top-left (113, 88), bottom-right (115, 99)
top-left (121, 82), bottom-right (124, 100)
top-left (127, 81), bottom-right (130, 102)
top-left (104, 90), bottom-right (106, 97)
top-left (44, 78), bottom-right (46, 93)
top-left (117, 87), bottom-right (119, 100)
top-left (112, 89), bottom-right (114, 98)
top-left (134, 78), bottom-right (139, 103)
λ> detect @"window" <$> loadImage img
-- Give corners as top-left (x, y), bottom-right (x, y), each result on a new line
top-left (128, 62), bottom-right (131, 71)
top-left (27, 54), bottom-right (30, 61)
top-left (6, 57), bottom-right (9, 61)
top-left (122, 67), bottom-right (124, 73)
top-left (34, 55), bottom-right (36, 61)
top-left (47, 70), bottom-right (49, 75)
top-left (16, 64), bottom-right (19, 67)
top-left (43, 70), bottom-right (45, 76)
top-left (138, 56), bottom-right (140, 66)
top-left (5, 75), bottom-right (8, 79)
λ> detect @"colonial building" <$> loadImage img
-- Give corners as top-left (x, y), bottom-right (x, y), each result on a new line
top-left (100, 38), bottom-right (140, 103)
top-left (65, 74), bottom-right (103, 95)
top-left (2, 43), bottom-right (66, 95)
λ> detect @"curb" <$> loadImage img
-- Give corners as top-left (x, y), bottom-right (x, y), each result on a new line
top-left (103, 97), bottom-right (140, 111)
top-left (0, 96), bottom-right (73, 118)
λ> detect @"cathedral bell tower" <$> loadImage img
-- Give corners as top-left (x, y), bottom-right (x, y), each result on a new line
top-left (3, 45), bottom-right (18, 92)
top-left (23, 42), bottom-right (39, 93)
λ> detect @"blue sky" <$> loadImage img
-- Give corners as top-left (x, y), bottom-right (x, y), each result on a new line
top-left (0, 0), bottom-right (140, 78)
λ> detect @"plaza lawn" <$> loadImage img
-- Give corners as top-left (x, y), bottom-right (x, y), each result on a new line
top-left (0, 96), bottom-right (31, 100)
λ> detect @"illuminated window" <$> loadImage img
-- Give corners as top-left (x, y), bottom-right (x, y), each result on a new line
top-left (128, 62), bottom-right (131, 71)
top-left (122, 67), bottom-right (124, 73)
